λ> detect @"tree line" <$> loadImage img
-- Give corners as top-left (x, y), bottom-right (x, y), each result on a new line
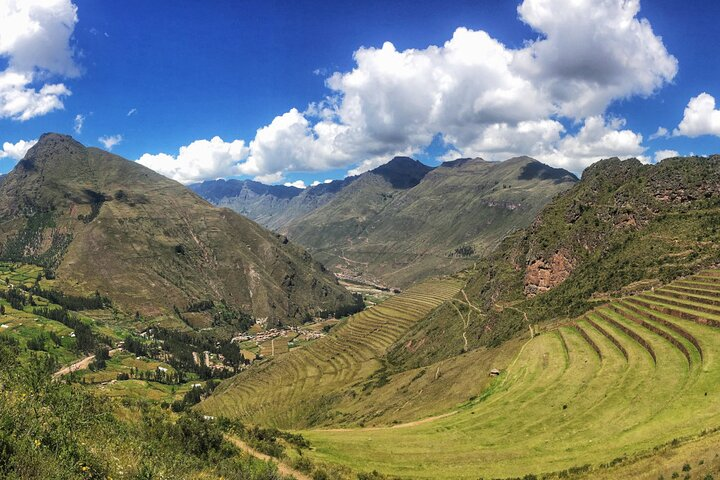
top-left (32, 306), bottom-right (111, 354)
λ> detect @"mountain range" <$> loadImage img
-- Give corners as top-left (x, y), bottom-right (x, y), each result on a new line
top-left (192, 155), bottom-right (578, 287)
top-left (0, 133), bottom-right (356, 325)
top-left (203, 153), bottom-right (720, 440)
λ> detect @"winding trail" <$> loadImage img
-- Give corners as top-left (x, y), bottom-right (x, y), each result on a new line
top-left (451, 289), bottom-right (486, 351)
top-left (315, 410), bottom-right (459, 433)
top-left (450, 302), bottom-right (471, 351)
top-left (225, 435), bottom-right (312, 480)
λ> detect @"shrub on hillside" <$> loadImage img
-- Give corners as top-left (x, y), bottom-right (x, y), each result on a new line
top-left (358, 471), bottom-right (388, 479)
top-left (26, 334), bottom-right (47, 351)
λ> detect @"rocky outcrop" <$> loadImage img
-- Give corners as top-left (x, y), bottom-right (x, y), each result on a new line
top-left (524, 251), bottom-right (574, 296)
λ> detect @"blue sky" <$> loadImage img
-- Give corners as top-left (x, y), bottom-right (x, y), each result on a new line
top-left (1, 0), bottom-right (720, 187)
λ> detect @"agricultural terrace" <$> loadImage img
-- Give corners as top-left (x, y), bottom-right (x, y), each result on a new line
top-left (0, 262), bottom-right (46, 288)
top-left (0, 262), bottom-right (118, 365)
top-left (199, 278), bottom-right (464, 427)
top-left (300, 269), bottom-right (720, 478)
top-left (0, 262), bottom-right (208, 405)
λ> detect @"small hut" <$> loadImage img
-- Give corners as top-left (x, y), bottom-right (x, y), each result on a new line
top-left (489, 368), bottom-right (501, 377)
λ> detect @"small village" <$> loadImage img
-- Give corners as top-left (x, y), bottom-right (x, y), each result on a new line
top-left (230, 321), bottom-right (334, 364)
top-left (231, 325), bottom-right (326, 345)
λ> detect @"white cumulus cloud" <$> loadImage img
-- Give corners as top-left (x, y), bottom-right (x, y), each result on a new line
top-left (137, 136), bottom-right (250, 184)
top-left (74, 113), bottom-right (84, 134)
top-left (98, 134), bottom-right (123, 151)
top-left (0, 138), bottom-right (37, 160)
top-left (283, 180), bottom-right (307, 189)
top-left (649, 126), bottom-right (669, 140)
top-left (310, 179), bottom-right (333, 186)
top-left (137, 0), bottom-right (675, 182)
top-left (0, 0), bottom-right (79, 121)
top-left (526, 116), bottom-right (647, 172)
top-left (654, 149), bottom-right (679, 162)
top-left (674, 93), bottom-right (720, 138)
top-left (239, 108), bottom-right (353, 177)
top-left (515, 0), bottom-right (677, 118)
top-left (253, 171), bottom-right (284, 183)
top-left (256, 0), bottom-right (673, 177)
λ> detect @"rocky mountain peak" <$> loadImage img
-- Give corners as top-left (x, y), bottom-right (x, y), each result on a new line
top-left (15, 132), bottom-right (85, 173)
top-left (439, 157), bottom-right (486, 168)
top-left (369, 156), bottom-right (434, 189)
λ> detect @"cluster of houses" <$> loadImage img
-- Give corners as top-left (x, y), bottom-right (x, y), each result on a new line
top-left (301, 330), bottom-right (325, 340)
top-left (190, 350), bottom-right (230, 371)
top-left (231, 325), bottom-right (326, 345)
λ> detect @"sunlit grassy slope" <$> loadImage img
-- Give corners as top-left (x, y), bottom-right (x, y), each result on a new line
top-left (199, 278), bottom-right (464, 427)
top-left (301, 269), bottom-right (720, 479)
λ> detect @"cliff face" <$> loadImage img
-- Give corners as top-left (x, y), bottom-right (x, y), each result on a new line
top-left (524, 250), bottom-right (575, 296)
top-left (519, 155), bottom-right (720, 297)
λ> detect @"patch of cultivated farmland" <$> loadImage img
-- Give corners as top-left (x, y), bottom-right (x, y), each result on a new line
top-left (301, 269), bottom-right (720, 479)
top-left (0, 262), bottom-right (45, 288)
top-left (199, 278), bottom-right (463, 427)
top-left (258, 338), bottom-right (289, 357)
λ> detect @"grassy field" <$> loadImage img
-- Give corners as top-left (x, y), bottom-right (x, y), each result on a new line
top-left (258, 336), bottom-right (291, 357)
top-left (0, 262), bottom-right (122, 365)
top-left (200, 278), bottom-right (464, 427)
top-left (585, 427), bottom-right (720, 479)
top-left (0, 307), bottom-right (79, 364)
top-left (91, 377), bottom-right (198, 403)
top-left (296, 269), bottom-right (720, 478)
top-left (78, 351), bottom-right (177, 382)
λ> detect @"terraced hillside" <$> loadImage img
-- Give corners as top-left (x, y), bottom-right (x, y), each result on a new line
top-left (200, 278), bottom-right (463, 427)
top-left (300, 269), bottom-right (720, 479)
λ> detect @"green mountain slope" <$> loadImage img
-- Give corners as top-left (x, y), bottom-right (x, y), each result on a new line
top-left (0, 344), bottom-right (284, 479)
top-left (285, 156), bottom-right (577, 287)
top-left (199, 277), bottom-right (464, 428)
top-left (199, 156), bottom-right (720, 478)
top-left (390, 156), bottom-right (720, 370)
top-left (0, 133), bottom-right (355, 324)
top-left (192, 156), bottom-right (577, 288)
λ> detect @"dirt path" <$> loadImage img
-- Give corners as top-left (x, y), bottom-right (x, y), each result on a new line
top-left (450, 301), bottom-right (470, 351)
top-left (451, 289), bottom-right (485, 352)
top-left (53, 348), bottom-right (122, 378)
top-left (502, 305), bottom-right (534, 337)
top-left (225, 435), bottom-right (312, 480)
top-left (315, 410), bottom-right (459, 433)
top-left (53, 354), bottom-right (96, 378)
